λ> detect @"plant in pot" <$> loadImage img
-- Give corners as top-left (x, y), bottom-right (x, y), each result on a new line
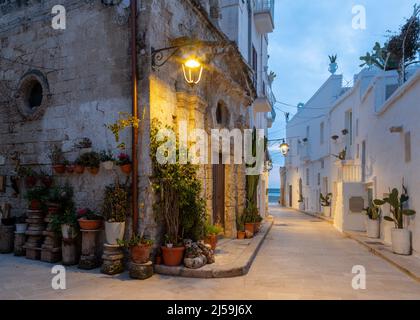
top-left (320, 193), bottom-right (333, 217)
top-left (116, 153), bottom-right (132, 174)
top-left (243, 201), bottom-right (259, 238)
top-left (25, 186), bottom-right (48, 210)
top-left (18, 167), bottom-right (38, 188)
top-left (15, 215), bottom-right (28, 233)
top-left (102, 182), bottom-right (129, 245)
top-left (40, 171), bottom-right (54, 188)
top-left (74, 137), bottom-right (92, 155)
top-left (117, 235), bottom-right (154, 264)
top-left (47, 184), bottom-right (74, 216)
top-left (51, 209), bottom-right (79, 240)
top-left (80, 152), bottom-right (101, 175)
top-left (100, 150), bottom-right (115, 171)
top-left (74, 156), bottom-right (85, 174)
top-left (77, 208), bottom-right (103, 230)
top-left (49, 145), bottom-right (66, 174)
top-left (363, 202), bottom-right (381, 239)
top-left (236, 214), bottom-right (246, 240)
top-left (374, 186), bottom-right (416, 255)
top-left (204, 222), bottom-right (223, 251)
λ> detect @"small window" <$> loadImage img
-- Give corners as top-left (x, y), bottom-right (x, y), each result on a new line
top-left (216, 101), bottom-right (230, 126)
top-left (28, 82), bottom-right (43, 109)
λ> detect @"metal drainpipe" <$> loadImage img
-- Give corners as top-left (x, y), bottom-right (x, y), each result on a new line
top-left (247, 0), bottom-right (252, 65)
top-left (130, 0), bottom-right (139, 235)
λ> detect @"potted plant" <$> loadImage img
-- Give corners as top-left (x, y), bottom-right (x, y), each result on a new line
top-left (204, 222), bottom-right (223, 251)
top-left (74, 156), bottom-right (85, 174)
top-left (51, 209), bottom-right (79, 240)
top-left (102, 182), bottom-right (129, 245)
top-left (49, 145), bottom-right (66, 174)
top-left (25, 186), bottom-right (47, 210)
top-left (328, 54), bottom-right (338, 74)
top-left (47, 184), bottom-right (74, 216)
top-left (18, 167), bottom-right (38, 188)
top-left (161, 235), bottom-right (184, 266)
top-left (77, 208), bottom-right (103, 230)
top-left (320, 193), bottom-right (333, 217)
top-left (74, 138), bottom-right (92, 155)
top-left (40, 171), bottom-right (53, 188)
top-left (80, 152), bottom-right (101, 175)
top-left (236, 214), bottom-right (246, 239)
top-left (243, 202), bottom-right (259, 238)
top-left (100, 150), bottom-right (115, 170)
top-left (15, 216), bottom-right (28, 233)
top-left (117, 235), bottom-right (154, 264)
top-left (363, 202), bottom-right (381, 238)
top-left (65, 161), bottom-right (75, 174)
top-left (374, 186), bottom-right (416, 255)
top-left (117, 153), bottom-right (132, 174)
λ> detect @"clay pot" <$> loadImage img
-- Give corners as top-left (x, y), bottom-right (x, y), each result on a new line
top-left (205, 234), bottom-right (218, 251)
top-left (245, 223), bottom-right (255, 237)
top-left (41, 177), bottom-right (53, 188)
top-left (78, 219), bottom-right (102, 231)
top-left (29, 199), bottom-right (42, 210)
top-left (120, 164), bottom-right (132, 175)
top-left (25, 176), bottom-right (37, 188)
top-left (66, 165), bottom-right (75, 174)
top-left (161, 246), bottom-right (185, 267)
top-left (131, 244), bottom-right (152, 264)
top-left (74, 165), bottom-right (85, 174)
top-left (237, 231), bottom-right (246, 240)
top-left (53, 165), bottom-right (66, 174)
top-left (87, 167), bottom-right (100, 175)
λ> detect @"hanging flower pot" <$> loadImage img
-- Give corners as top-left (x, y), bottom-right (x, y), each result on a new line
top-left (74, 165), bottom-right (85, 174)
top-left (53, 164), bottom-right (66, 174)
top-left (120, 164), bottom-right (132, 175)
top-left (87, 167), bottom-right (100, 175)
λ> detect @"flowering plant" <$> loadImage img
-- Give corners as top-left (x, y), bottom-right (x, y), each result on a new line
top-left (116, 153), bottom-right (131, 166)
top-left (77, 208), bottom-right (102, 221)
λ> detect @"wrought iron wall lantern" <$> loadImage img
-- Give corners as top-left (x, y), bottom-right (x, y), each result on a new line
top-left (151, 38), bottom-right (232, 86)
top-left (280, 139), bottom-right (290, 156)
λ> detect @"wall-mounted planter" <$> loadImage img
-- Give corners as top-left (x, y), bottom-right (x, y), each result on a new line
top-left (102, 161), bottom-right (114, 171)
top-left (87, 167), bottom-right (100, 175)
top-left (53, 165), bottom-right (66, 174)
top-left (119, 164), bottom-right (132, 175)
top-left (74, 165), bottom-right (85, 174)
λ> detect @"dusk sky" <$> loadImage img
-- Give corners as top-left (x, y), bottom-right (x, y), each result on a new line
top-left (268, 0), bottom-right (419, 188)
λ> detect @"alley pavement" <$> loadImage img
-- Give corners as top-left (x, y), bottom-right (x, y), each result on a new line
top-left (1, 206), bottom-right (420, 300)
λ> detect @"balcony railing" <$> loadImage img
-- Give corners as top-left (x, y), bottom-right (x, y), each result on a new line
top-left (336, 160), bottom-right (362, 183)
top-left (254, 0), bottom-right (275, 33)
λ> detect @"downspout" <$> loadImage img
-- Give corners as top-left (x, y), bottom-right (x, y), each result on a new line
top-left (130, 0), bottom-right (139, 235)
top-left (247, 0), bottom-right (252, 64)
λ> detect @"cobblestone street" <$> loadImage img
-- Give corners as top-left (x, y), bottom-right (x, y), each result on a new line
top-left (1, 206), bottom-right (420, 300)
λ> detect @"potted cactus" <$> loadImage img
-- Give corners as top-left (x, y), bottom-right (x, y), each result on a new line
top-left (363, 202), bottom-right (381, 238)
top-left (204, 222), bottom-right (223, 251)
top-left (320, 193), bottom-right (333, 217)
top-left (374, 186), bottom-right (416, 255)
top-left (328, 54), bottom-right (338, 74)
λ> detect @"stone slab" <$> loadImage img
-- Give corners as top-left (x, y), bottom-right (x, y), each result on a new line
top-left (154, 219), bottom-right (273, 278)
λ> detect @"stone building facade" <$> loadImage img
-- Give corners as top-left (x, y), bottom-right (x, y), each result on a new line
top-left (0, 0), bottom-right (256, 241)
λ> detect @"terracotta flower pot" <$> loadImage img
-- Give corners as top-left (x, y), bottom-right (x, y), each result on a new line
top-left (25, 176), bottom-right (37, 188)
top-left (131, 244), bottom-right (152, 264)
top-left (87, 167), bottom-right (100, 175)
top-left (161, 246), bottom-right (185, 266)
top-left (120, 164), bottom-right (132, 175)
top-left (74, 165), bottom-right (85, 174)
top-left (66, 165), bottom-right (75, 174)
top-left (29, 199), bottom-right (42, 210)
top-left (245, 223), bottom-right (255, 237)
top-left (53, 164), bottom-right (66, 174)
top-left (205, 234), bottom-right (218, 251)
top-left (237, 231), bottom-right (246, 240)
top-left (78, 219), bottom-right (102, 231)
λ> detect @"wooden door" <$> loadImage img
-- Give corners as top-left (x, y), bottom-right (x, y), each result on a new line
top-left (213, 154), bottom-right (225, 227)
top-left (289, 185), bottom-right (293, 207)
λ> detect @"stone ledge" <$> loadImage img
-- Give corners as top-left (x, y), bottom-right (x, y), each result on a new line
top-left (154, 219), bottom-right (274, 278)
top-left (345, 231), bottom-right (420, 283)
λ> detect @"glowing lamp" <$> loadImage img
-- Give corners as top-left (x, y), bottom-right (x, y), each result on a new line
top-left (182, 58), bottom-right (203, 85)
top-left (280, 140), bottom-right (290, 156)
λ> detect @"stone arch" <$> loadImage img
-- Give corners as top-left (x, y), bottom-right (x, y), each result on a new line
top-left (15, 69), bottom-right (51, 121)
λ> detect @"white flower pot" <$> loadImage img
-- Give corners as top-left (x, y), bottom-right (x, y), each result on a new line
top-left (61, 224), bottom-right (77, 240)
top-left (391, 228), bottom-right (411, 255)
top-left (366, 218), bottom-right (380, 239)
top-left (15, 223), bottom-right (28, 233)
top-left (105, 221), bottom-right (125, 245)
top-left (322, 206), bottom-right (331, 217)
top-left (103, 161), bottom-right (114, 170)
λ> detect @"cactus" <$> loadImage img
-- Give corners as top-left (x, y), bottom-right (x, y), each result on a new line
top-left (320, 193), bottom-right (333, 207)
top-left (374, 186), bottom-right (416, 229)
top-left (363, 202), bottom-right (381, 220)
top-left (329, 54), bottom-right (337, 64)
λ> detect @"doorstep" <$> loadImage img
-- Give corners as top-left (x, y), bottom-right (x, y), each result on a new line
top-left (345, 231), bottom-right (420, 283)
top-left (154, 218), bottom-right (274, 278)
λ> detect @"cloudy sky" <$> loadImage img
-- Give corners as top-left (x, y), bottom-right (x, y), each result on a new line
top-left (268, 0), bottom-right (419, 188)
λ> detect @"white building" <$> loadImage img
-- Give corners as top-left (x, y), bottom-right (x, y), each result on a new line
top-left (284, 66), bottom-right (420, 253)
top-left (220, 0), bottom-right (277, 217)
